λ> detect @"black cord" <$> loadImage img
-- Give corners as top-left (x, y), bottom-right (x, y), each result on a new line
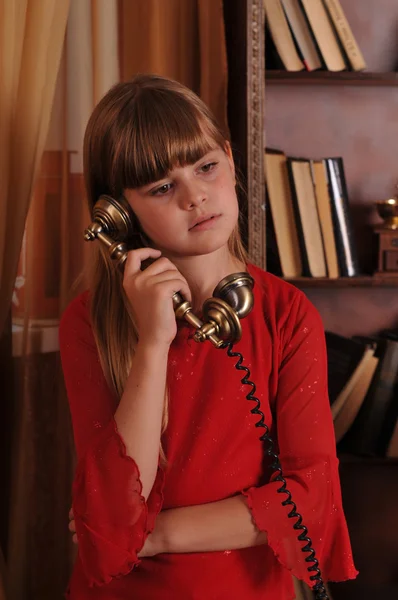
top-left (222, 342), bottom-right (329, 600)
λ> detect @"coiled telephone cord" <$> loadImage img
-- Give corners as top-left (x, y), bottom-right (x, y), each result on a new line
top-left (222, 342), bottom-right (329, 600)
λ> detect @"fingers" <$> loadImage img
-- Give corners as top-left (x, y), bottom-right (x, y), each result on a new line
top-left (68, 508), bottom-right (78, 544)
top-left (124, 247), bottom-right (162, 275)
top-left (154, 278), bottom-right (192, 303)
top-left (145, 269), bottom-right (192, 302)
top-left (124, 253), bottom-right (192, 302)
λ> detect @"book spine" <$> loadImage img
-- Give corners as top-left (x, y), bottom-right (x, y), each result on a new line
top-left (324, 158), bottom-right (360, 277)
top-left (322, 0), bottom-right (366, 71)
top-left (286, 159), bottom-right (311, 276)
top-left (296, 0), bottom-right (327, 70)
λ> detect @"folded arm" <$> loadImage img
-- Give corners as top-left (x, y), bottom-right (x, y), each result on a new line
top-left (141, 494), bottom-right (267, 556)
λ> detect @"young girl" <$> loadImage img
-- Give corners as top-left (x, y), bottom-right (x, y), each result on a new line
top-left (59, 74), bottom-right (358, 600)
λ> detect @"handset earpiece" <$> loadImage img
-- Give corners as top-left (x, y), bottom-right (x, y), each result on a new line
top-left (84, 194), bottom-right (136, 269)
top-left (193, 273), bottom-right (254, 345)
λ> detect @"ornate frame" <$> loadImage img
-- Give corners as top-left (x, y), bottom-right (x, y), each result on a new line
top-left (246, 0), bottom-right (266, 268)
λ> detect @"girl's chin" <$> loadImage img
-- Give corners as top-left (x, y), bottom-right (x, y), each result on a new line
top-left (155, 230), bottom-right (235, 258)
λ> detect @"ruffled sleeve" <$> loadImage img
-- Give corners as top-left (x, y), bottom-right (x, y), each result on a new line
top-left (59, 292), bottom-right (164, 586)
top-left (242, 290), bottom-right (358, 586)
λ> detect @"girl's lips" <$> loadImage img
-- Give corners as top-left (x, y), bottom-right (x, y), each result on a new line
top-left (189, 215), bottom-right (221, 231)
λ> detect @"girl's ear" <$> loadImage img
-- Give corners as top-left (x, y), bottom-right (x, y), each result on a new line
top-left (224, 141), bottom-right (236, 182)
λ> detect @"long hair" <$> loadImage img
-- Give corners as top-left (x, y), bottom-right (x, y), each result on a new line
top-left (83, 74), bottom-right (248, 461)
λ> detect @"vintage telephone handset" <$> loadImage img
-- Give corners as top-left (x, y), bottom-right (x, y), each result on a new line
top-left (84, 194), bottom-right (329, 599)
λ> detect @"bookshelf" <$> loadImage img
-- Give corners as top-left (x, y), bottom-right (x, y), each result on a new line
top-left (285, 276), bottom-right (398, 288)
top-left (266, 70), bottom-right (398, 86)
top-left (224, 1), bottom-right (398, 599)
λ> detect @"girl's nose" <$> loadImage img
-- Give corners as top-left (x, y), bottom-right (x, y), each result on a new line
top-left (180, 181), bottom-right (207, 209)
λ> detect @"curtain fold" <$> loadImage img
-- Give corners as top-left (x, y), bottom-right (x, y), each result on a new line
top-left (119, 0), bottom-right (228, 134)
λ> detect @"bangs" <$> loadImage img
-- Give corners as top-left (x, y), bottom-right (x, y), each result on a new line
top-left (110, 88), bottom-right (226, 192)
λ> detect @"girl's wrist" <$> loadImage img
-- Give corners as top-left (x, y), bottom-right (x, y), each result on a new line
top-left (136, 338), bottom-right (171, 358)
top-left (153, 511), bottom-right (171, 554)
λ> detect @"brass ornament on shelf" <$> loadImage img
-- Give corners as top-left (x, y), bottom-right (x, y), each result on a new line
top-left (375, 197), bottom-right (398, 230)
top-left (373, 193), bottom-right (398, 277)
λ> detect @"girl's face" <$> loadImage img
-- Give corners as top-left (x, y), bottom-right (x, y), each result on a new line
top-left (124, 144), bottom-right (239, 258)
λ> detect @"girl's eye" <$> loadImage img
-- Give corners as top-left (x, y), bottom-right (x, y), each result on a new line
top-left (200, 161), bottom-right (218, 173)
top-left (152, 183), bottom-right (172, 196)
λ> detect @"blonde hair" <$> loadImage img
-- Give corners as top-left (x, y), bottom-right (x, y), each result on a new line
top-left (83, 74), bottom-right (247, 461)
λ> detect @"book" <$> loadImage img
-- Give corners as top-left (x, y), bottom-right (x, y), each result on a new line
top-left (324, 157), bottom-right (360, 277)
top-left (325, 331), bottom-right (372, 405)
top-left (340, 335), bottom-right (398, 456)
top-left (299, 0), bottom-right (346, 71)
top-left (387, 419), bottom-right (398, 458)
top-left (287, 157), bottom-right (327, 277)
top-left (374, 331), bottom-right (398, 456)
top-left (331, 345), bottom-right (376, 419)
top-left (311, 159), bottom-right (339, 278)
top-left (322, 0), bottom-right (367, 71)
top-left (280, 0), bottom-right (322, 71)
top-left (264, 0), bottom-right (305, 71)
top-left (265, 149), bottom-right (303, 277)
top-left (265, 198), bottom-right (284, 276)
top-left (333, 350), bottom-right (379, 443)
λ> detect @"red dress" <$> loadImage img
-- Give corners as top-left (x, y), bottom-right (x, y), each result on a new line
top-left (59, 263), bottom-right (358, 599)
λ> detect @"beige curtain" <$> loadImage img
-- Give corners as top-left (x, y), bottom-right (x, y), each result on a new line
top-left (4, 1), bottom-right (228, 599)
top-left (0, 0), bottom-right (71, 338)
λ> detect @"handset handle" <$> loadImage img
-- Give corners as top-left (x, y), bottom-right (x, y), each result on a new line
top-left (84, 222), bottom-right (128, 269)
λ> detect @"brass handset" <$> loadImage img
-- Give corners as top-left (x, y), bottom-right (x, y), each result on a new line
top-left (84, 195), bottom-right (254, 348)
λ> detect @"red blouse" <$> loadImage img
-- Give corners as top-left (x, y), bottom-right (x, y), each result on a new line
top-left (59, 263), bottom-right (358, 599)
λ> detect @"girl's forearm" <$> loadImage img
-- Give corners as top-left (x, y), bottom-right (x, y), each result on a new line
top-left (157, 495), bottom-right (267, 554)
top-left (114, 341), bottom-right (169, 499)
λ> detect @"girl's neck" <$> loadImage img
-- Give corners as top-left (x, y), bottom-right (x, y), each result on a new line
top-left (170, 247), bottom-right (247, 310)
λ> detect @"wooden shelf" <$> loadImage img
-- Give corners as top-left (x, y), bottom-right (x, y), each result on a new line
top-left (266, 70), bottom-right (398, 86)
top-left (284, 275), bottom-right (398, 288)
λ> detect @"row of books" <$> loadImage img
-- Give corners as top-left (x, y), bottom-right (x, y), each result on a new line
top-left (265, 149), bottom-right (360, 279)
top-left (327, 328), bottom-right (398, 458)
top-left (264, 0), bottom-right (366, 72)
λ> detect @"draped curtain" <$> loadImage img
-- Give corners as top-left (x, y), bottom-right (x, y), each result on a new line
top-left (0, 2), bottom-right (228, 599)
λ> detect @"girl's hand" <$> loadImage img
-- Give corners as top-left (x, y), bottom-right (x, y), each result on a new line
top-left (68, 507), bottom-right (77, 545)
top-left (137, 533), bottom-right (160, 558)
top-left (123, 248), bottom-right (192, 348)
top-left (138, 514), bottom-right (166, 558)
top-left (68, 506), bottom-right (165, 557)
